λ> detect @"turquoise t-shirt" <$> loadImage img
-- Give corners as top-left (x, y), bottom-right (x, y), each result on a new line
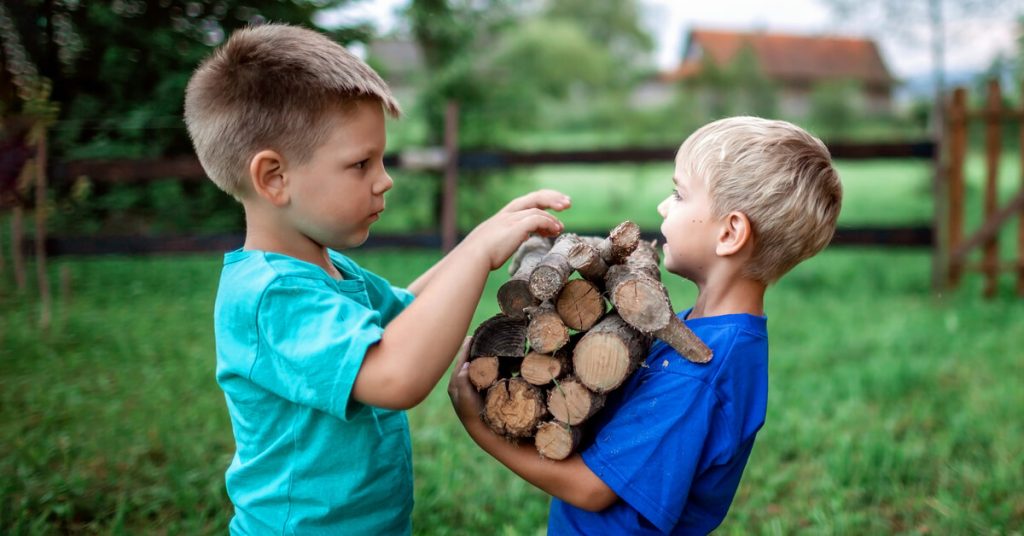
top-left (214, 249), bottom-right (416, 535)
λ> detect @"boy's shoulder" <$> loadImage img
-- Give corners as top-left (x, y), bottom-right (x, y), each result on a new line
top-left (645, 310), bottom-right (768, 380)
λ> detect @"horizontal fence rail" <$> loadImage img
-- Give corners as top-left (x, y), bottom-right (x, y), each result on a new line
top-left (33, 139), bottom-right (936, 257)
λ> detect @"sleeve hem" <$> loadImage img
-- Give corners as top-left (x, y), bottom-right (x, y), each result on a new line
top-left (582, 448), bottom-right (678, 532)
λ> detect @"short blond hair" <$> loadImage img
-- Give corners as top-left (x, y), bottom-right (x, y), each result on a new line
top-left (184, 24), bottom-right (400, 198)
top-left (679, 116), bottom-right (842, 284)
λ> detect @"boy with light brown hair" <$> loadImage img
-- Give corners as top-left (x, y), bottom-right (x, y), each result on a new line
top-left (449, 116), bottom-right (842, 534)
top-left (184, 23), bottom-right (568, 535)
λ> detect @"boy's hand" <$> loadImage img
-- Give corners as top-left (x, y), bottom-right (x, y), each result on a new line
top-left (447, 337), bottom-right (484, 423)
top-left (462, 190), bottom-right (571, 270)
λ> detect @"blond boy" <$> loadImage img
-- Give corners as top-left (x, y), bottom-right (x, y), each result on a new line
top-left (449, 117), bottom-right (842, 534)
top-left (184, 24), bottom-right (568, 534)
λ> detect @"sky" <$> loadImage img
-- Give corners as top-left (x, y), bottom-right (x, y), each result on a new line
top-left (317, 0), bottom-right (1022, 81)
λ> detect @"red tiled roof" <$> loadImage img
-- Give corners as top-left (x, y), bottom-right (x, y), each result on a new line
top-left (662, 29), bottom-right (895, 86)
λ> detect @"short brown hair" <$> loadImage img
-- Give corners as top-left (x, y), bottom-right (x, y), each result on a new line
top-left (184, 24), bottom-right (400, 198)
top-left (678, 117), bottom-right (842, 284)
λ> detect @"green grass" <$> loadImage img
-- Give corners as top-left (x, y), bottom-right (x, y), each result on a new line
top-left (2, 151), bottom-right (1023, 534)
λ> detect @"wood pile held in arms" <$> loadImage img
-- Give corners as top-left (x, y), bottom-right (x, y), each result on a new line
top-left (468, 221), bottom-right (713, 460)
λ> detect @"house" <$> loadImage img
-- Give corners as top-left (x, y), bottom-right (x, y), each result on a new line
top-left (643, 29), bottom-right (896, 117)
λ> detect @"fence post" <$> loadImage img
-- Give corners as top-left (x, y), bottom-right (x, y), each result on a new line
top-left (982, 80), bottom-right (1001, 298)
top-left (932, 94), bottom-right (950, 292)
top-left (947, 87), bottom-right (968, 288)
top-left (441, 101), bottom-right (460, 253)
top-left (34, 125), bottom-right (51, 327)
top-left (1019, 81), bottom-right (1024, 297)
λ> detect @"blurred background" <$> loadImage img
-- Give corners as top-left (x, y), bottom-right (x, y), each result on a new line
top-left (1, 0), bottom-right (1023, 534)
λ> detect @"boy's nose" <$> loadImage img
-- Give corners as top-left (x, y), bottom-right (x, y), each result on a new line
top-left (657, 197), bottom-right (669, 218)
top-left (374, 171), bottom-right (394, 195)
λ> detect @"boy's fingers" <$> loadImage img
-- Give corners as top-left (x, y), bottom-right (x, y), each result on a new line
top-left (502, 190), bottom-right (571, 213)
top-left (510, 209), bottom-right (563, 236)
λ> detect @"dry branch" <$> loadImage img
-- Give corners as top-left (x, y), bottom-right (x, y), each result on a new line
top-left (567, 234), bottom-right (609, 283)
top-left (529, 234), bottom-right (576, 301)
top-left (597, 220), bottom-right (640, 265)
top-left (605, 241), bottom-right (712, 364)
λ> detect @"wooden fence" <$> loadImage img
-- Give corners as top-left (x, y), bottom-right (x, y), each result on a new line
top-left (939, 80), bottom-right (1024, 298)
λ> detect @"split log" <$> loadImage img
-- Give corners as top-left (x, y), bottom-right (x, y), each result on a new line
top-left (498, 236), bottom-right (552, 319)
top-left (555, 278), bottom-right (605, 331)
top-left (572, 314), bottom-right (651, 393)
top-left (526, 301), bottom-right (569, 354)
top-left (605, 241), bottom-right (712, 364)
top-left (546, 376), bottom-right (605, 426)
top-left (529, 234), bottom-right (576, 301)
top-left (597, 220), bottom-right (640, 265)
top-left (483, 377), bottom-right (548, 438)
top-left (469, 314), bottom-right (528, 359)
top-left (567, 234), bottom-right (609, 283)
top-left (535, 421), bottom-right (581, 461)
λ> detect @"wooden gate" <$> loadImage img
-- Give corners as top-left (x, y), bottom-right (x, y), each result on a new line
top-left (941, 79), bottom-right (1024, 298)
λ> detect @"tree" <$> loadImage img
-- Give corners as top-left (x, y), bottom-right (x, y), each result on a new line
top-left (2, 0), bottom-right (367, 159)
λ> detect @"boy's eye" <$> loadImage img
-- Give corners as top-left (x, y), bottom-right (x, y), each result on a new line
top-left (354, 159), bottom-right (369, 170)
top-left (671, 189), bottom-right (682, 200)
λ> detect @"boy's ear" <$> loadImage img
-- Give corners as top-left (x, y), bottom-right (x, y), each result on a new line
top-left (249, 150), bottom-right (289, 206)
top-left (716, 211), bottom-right (753, 257)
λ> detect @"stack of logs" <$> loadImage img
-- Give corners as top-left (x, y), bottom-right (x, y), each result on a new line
top-left (467, 221), bottom-right (712, 460)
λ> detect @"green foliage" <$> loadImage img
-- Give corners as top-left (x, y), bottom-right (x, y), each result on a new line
top-left (686, 45), bottom-right (779, 120)
top-left (808, 79), bottom-right (862, 140)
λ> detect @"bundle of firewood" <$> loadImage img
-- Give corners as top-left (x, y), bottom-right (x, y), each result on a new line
top-left (466, 221), bottom-right (713, 460)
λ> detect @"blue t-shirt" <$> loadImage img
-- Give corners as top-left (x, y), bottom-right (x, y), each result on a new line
top-left (214, 249), bottom-right (415, 535)
top-left (549, 310), bottom-right (769, 535)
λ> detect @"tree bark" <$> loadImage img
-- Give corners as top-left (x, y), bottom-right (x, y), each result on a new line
top-left (555, 278), bottom-right (605, 331)
top-left (572, 313), bottom-right (651, 393)
top-left (546, 376), bottom-right (605, 426)
top-left (529, 233), bottom-right (576, 301)
top-left (483, 377), bottom-right (548, 438)
top-left (498, 236), bottom-right (551, 319)
top-left (526, 301), bottom-right (569, 354)
top-left (535, 421), bottom-right (581, 461)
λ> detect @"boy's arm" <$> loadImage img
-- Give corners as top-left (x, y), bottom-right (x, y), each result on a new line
top-left (447, 342), bottom-right (618, 512)
top-left (352, 190), bottom-right (570, 410)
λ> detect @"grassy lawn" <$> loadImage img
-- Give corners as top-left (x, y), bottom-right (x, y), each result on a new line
top-left (2, 152), bottom-right (1022, 534)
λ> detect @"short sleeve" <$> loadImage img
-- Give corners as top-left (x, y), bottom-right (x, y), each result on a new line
top-left (332, 252), bottom-right (414, 324)
top-left (251, 276), bottom-right (383, 421)
top-left (581, 371), bottom-right (720, 532)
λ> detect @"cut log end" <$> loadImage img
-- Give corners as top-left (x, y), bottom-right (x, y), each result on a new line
top-left (470, 314), bottom-right (528, 359)
top-left (535, 421), bottom-right (581, 460)
top-left (556, 279), bottom-right (606, 331)
top-left (520, 352), bottom-right (569, 386)
top-left (529, 265), bottom-right (566, 301)
top-left (527, 305), bottom-right (570, 354)
top-left (609, 277), bottom-right (672, 332)
top-left (547, 377), bottom-right (604, 426)
top-left (483, 378), bottom-right (548, 438)
top-left (467, 356), bottom-right (501, 390)
top-left (497, 279), bottom-right (538, 319)
top-left (572, 314), bottom-right (650, 393)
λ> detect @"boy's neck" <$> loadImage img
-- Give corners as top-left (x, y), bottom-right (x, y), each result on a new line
top-left (241, 204), bottom-right (344, 279)
top-left (689, 275), bottom-right (766, 319)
